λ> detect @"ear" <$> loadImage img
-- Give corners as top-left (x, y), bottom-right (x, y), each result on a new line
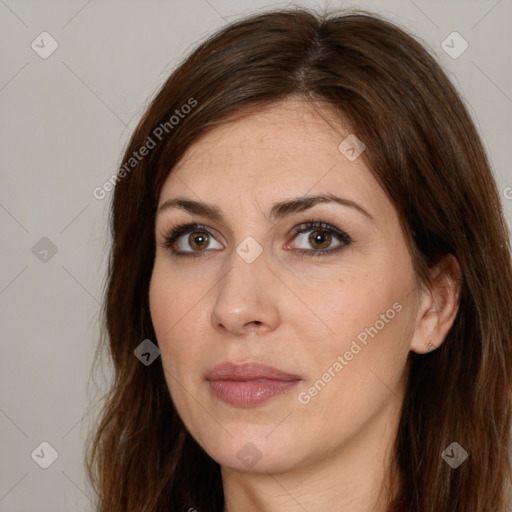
top-left (409, 254), bottom-right (462, 354)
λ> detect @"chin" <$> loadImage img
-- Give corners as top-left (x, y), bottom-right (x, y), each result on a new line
top-left (196, 427), bottom-right (305, 474)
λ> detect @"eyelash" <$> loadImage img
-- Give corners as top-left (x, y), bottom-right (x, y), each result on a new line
top-left (160, 219), bottom-right (353, 259)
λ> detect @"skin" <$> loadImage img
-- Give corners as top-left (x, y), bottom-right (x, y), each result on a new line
top-left (149, 97), bottom-right (461, 512)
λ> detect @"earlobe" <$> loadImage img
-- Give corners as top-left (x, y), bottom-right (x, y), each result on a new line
top-left (409, 254), bottom-right (462, 354)
top-left (426, 339), bottom-right (436, 351)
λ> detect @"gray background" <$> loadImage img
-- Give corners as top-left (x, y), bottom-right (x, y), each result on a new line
top-left (0, 0), bottom-right (511, 510)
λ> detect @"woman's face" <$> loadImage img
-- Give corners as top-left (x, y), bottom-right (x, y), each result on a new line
top-left (149, 98), bottom-right (423, 473)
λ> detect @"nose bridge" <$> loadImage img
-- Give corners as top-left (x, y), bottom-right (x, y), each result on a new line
top-left (220, 197), bottom-right (268, 287)
top-left (219, 240), bottom-right (268, 302)
top-left (210, 242), bottom-right (278, 333)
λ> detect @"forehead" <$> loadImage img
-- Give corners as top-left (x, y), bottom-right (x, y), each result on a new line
top-left (158, 98), bottom-right (383, 216)
top-left (174, 99), bottom-right (346, 171)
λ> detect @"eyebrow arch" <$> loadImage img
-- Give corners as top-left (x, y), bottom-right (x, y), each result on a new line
top-left (157, 193), bottom-right (374, 223)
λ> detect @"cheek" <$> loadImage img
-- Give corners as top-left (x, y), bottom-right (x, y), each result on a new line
top-left (297, 257), bottom-right (415, 395)
top-left (149, 274), bottom-right (173, 346)
top-left (149, 267), bottom-right (192, 377)
top-left (149, 263), bottom-right (214, 384)
top-left (296, 303), bottom-right (412, 441)
top-left (149, 274), bottom-right (196, 415)
top-left (308, 268), bottom-right (397, 340)
top-left (149, 261), bottom-right (200, 337)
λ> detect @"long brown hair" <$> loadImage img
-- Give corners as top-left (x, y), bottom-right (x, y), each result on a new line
top-left (85, 7), bottom-right (512, 511)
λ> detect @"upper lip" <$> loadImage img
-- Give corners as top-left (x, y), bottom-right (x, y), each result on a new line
top-left (206, 362), bottom-right (301, 381)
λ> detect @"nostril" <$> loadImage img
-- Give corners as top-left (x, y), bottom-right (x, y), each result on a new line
top-left (245, 320), bottom-right (263, 330)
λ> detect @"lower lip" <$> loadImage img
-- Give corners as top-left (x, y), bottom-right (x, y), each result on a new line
top-left (208, 379), bottom-right (301, 406)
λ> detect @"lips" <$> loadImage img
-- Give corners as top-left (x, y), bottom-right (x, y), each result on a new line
top-left (206, 362), bottom-right (302, 407)
top-left (206, 362), bottom-right (301, 381)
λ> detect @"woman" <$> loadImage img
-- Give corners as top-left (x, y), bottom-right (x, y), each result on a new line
top-left (86, 7), bottom-right (512, 511)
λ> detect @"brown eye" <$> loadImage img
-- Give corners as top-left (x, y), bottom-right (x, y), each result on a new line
top-left (188, 231), bottom-right (209, 251)
top-left (163, 223), bottom-right (223, 256)
top-left (287, 220), bottom-right (352, 258)
top-left (308, 230), bottom-right (332, 250)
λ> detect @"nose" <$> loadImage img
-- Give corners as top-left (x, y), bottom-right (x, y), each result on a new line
top-left (210, 248), bottom-right (280, 336)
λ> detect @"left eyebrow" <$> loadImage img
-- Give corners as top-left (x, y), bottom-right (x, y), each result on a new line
top-left (267, 193), bottom-right (374, 223)
top-left (157, 193), bottom-right (374, 224)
